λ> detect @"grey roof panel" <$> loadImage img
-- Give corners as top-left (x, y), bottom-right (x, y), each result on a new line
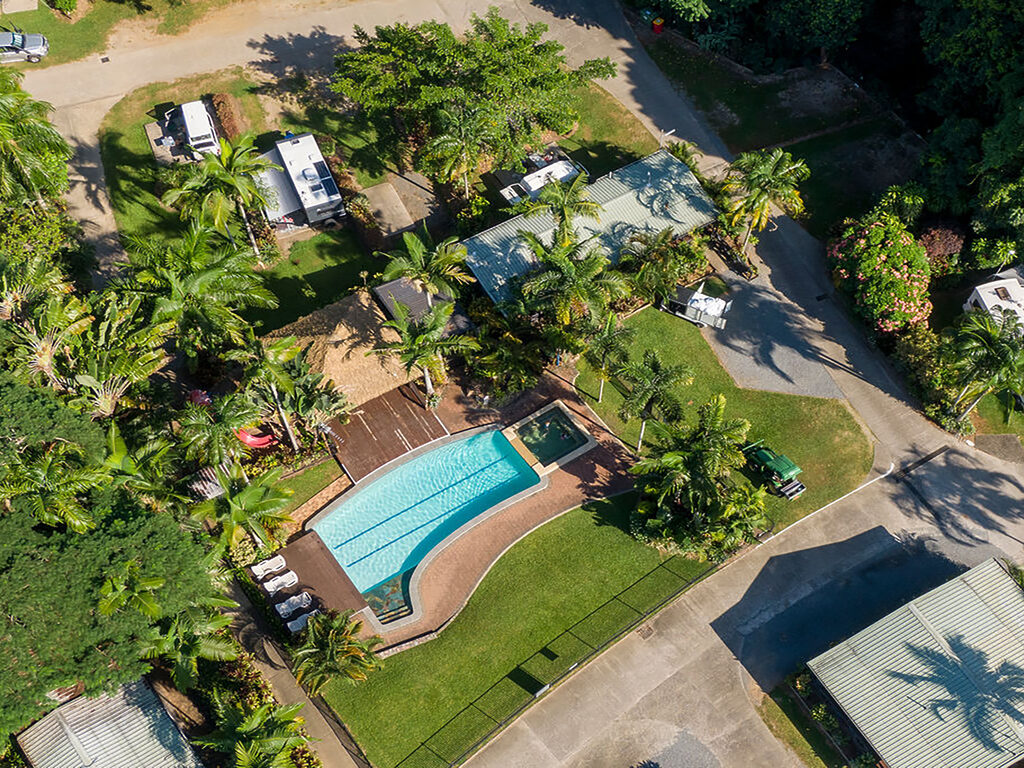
top-left (808, 559), bottom-right (1024, 768)
top-left (463, 150), bottom-right (717, 303)
top-left (18, 679), bottom-right (203, 768)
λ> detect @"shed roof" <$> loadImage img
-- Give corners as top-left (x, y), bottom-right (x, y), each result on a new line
top-left (808, 558), bottom-right (1024, 768)
top-left (17, 679), bottom-right (202, 768)
top-left (463, 150), bottom-right (716, 303)
top-left (372, 277), bottom-right (474, 336)
top-left (264, 290), bottom-right (409, 407)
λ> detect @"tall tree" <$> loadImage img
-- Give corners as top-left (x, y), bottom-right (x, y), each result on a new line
top-left (0, 442), bottom-right (108, 532)
top-left (378, 230), bottom-right (474, 308)
top-left (291, 610), bottom-right (383, 696)
top-left (0, 70), bottom-right (70, 206)
top-left (523, 173), bottom-right (600, 245)
top-left (0, 508), bottom-right (213, 735)
top-left (119, 225), bottom-right (277, 365)
top-left (518, 232), bottom-right (629, 329)
top-left (951, 308), bottom-right (1024, 419)
top-left (373, 300), bottom-right (479, 406)
top-left (227, 331), bottom-right (301, 453)
top-left (724, 148), bottom-right (810, 251)
top-left (194, 691), bottom-right (308, 767)
top-left (104, 423), bottom-right (183, 513)
top-left (192, 467), bottom-right (293, 548)
top-left (162, 134), bottom-right (280, 256)
top-left (619, 228), bottom-right (707, 306)
top-left (583, 313), bottom-right (634, 403)
top-left (177, 393), bottom-right (262, 471)
top-left (630, 394), bottom-right (750, 517)
top-left (139, 605), bottom-right (238, 691)
top-left (617, 350), bottom-right (692, 451)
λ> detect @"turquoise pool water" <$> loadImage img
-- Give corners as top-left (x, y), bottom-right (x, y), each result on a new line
top-left (313, 430), bottom-right (540, 594)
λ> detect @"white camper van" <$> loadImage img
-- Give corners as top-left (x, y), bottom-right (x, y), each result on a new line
top-left (165, 100), bottom-right (220, 159)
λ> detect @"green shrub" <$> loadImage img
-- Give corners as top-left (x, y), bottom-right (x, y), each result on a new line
top-left (46, 0), bottom-right (77, 16)
top-left (454, 193), bottom-right (492, 237)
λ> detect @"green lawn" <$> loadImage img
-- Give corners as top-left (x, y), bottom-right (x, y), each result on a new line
top-left (246, 230), bottom-right (376, 333)
top-left (280, 458), bottom-right (342, 516)
top-left (644, 37), bottom-right (870, 153)
top-left (575, 309), bottom-right (872, 529)
top-left (758, 687), bottom-right (846, 768)
top-left (99, 67), bottom-right (268, 242)
top-left (560, 82), bottom-right (660, 178)
top-left (328, 495), bottom-right (709, 768)
top-left (7, 0), bottom-right (237, 68)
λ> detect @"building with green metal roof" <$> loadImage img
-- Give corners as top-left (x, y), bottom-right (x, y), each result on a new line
top-left (808, 558), bottom-right (1024, 768)
top-left (463, 149), bottom-right (717, 304)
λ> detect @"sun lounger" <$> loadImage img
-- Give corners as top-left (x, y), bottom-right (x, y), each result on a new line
top-left (287, 609), bottom-right (320, 633)
top-left (275, 591), bottom-right (312, 618)
top-left (251, 554), bottom-right (286, 581)
top-left (263, 570), bottom-right (298, 595)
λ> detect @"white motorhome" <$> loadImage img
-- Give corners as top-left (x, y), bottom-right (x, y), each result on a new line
top-left (165, 100), bottom-right (220, 159)
top-left (963, 271), bottom-right (1024, 326)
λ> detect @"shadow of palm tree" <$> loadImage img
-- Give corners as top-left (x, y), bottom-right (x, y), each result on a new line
top-left (889, 634), bottom-right (1024, 752)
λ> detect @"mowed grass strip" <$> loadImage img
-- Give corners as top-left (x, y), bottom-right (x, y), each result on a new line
top-left (326, 495), bottom-right (709, 768)
top-left (575, 308), bottom-right (872, 529)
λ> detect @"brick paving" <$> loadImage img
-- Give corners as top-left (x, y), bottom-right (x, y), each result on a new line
top-left (374, 366), bottom-right (635, 648)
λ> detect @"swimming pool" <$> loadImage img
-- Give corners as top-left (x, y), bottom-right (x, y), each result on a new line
top-left (313, 430), bottom-right (541, 595)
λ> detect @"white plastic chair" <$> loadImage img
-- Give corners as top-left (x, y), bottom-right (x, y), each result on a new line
top-left (263, 570), bottom-right (298, 595)
top-left (287, 609), bottom-right (320, 633)
top-left (275, 591), bottom-right (312, 618)
top-left (251, 554), bottom-right (286, 581)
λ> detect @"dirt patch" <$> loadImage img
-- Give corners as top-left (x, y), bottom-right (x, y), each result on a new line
top-left (776, 68), bottom-right (871, 123)
top-left (708, 101), bottom-right (740, 129)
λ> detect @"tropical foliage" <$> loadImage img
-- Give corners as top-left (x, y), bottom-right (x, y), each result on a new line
top-left (0, 70), bottom-right (70, 205)
top-left (950, 309), bottom-right (1024, 420)
top-left (617, 350), bottom-right (693, 451)
top-left (724, 148), bottom-right (810, 250)
top-left (619, 228), bottom-right (708, 305)
top-left (194, 690), bottom-right (308, 767)
top-left (291, 610), bottom-right (383, 696)
top-left (828, 215), bottom-right (932, 334)
top-left (378, 230), bottom-right (474, 307)
top-left (192, 466), bottom-right (294, 548)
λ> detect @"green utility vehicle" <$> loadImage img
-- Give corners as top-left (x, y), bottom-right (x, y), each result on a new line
top-left (743, 440), bottom-right (806, 500)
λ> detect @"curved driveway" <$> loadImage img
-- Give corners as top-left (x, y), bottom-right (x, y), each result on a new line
top-left (24, 3), bottom-right (1024, 767)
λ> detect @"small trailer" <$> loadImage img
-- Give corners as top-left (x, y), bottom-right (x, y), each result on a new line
top-left (744, 440), bottom-right (806, 500)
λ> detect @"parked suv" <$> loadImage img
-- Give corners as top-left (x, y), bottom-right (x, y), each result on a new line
top-left (0, 29), bottom-right (48, 63)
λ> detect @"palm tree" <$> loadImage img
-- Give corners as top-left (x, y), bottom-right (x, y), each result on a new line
top-left (583, 313), bottom-right (634, 403)
top-left (193, 691), bottom-right (307, 766)
top-left (279, 350), bottom-right (351, 448)
top-left (424, 105), bottom-right (501, 198)
top-left (378, 230), bottom-right (475, 308)
top-left (951, 309), bottom-right (1024, 419)
top-left (119, 224), bottom-right (277, 365)
top-left (620, 228), bottom-right (706, 306)
top-left (162, 134), bottom-right (280, 256)
top-left (228, 331), bottom-right (301, 453)
top-left (518, 232), bottom-right (630, 329)
top-left (139, 606), bottom-right (237, 691)
top-left (0, 252), bottom-right (73, 323)
top-left (373, 300), bottom-right (479, 407)
top-left (177, 393), bottom-right (262, 472)
top-left (617, 350), bottom-right (693, 451)
top-left (11, 293), bottom-right (91, 391)
top-left (724, 148), bottom-right (810, 251)
top-left (98, 560), bottom-right (166, 619)
top-left (0, 442), bottom-right (108, 532)
top-left (104, 424), bottom-right (184, 513)
top-left (524, 172), bottom-right (599, 244)
top-left (71, 294), bottom-right (173, 418)
top-left (192, 467), bottom-right (293, 548)
top-left (0, 73), bottom-right (70, 206)
top-left (291, 610), bottom-right (383, 696)
top-left (630, 394), bottom-right (750, 517)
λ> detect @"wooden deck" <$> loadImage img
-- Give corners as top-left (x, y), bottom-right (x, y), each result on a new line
top-left (265, 531), bottom-right (367, 617)
top-left (331, 385), bottom-right (449, 481)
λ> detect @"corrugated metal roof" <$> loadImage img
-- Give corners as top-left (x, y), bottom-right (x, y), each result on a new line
top-left (18, 679), bottom-right (204, 768)
top-left (808, 559), bottom-right (1024, 768)
top-left (463, 150), bottom-right (717, 303)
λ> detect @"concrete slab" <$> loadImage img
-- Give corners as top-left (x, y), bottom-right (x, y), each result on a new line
top-left (361, 181), bottom-right (414, 239)
top-left (1, 0), bottom-right (39, 14)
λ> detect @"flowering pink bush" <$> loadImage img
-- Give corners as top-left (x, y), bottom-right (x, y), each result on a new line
top-left (828, 215), bottom-right (932, 334)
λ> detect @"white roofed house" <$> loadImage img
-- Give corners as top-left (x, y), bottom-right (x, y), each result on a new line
top-left (257, 133), bottom-right (347, 228)
top-left (963, 268), bottom-right (1024, 327)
